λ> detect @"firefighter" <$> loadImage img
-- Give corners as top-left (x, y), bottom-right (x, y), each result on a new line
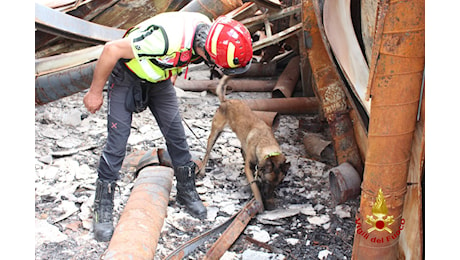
top-left (83, 12), bottom-right (253, 242)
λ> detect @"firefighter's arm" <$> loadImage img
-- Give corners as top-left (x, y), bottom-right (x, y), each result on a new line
top-left (84, 38), bottom-right (135, 113)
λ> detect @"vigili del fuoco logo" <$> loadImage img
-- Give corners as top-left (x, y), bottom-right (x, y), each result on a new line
top-left (355, 188), bottom-right (405, 244)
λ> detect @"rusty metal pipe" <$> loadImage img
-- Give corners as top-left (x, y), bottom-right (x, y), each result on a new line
top-left (103, 166), bottom-right (174, 260)
top-left (175, 78), bottom-right (277, 92)
top-left (272, 56), bottom-right (300, 98)
top-left (35, 61), bottom-right (96, 105)
top-left (242, 97), bottom-right (319, 114)
top-left (352, 0), bottom-right (425, 258)
top-left (180, 0), bottom-right (243, 19)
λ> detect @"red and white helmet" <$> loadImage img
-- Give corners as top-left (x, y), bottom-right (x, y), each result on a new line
top-left (205, 16), bottom-right (253, 75)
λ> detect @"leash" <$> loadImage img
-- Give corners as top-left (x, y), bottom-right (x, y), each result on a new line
top-left (181, 117), bottom-right (207, 149)
top-left (163, 198), bottom-right (262, 260)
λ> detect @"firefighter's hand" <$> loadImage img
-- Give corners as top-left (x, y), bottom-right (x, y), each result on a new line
top-left (83, 90), bottom-right (103, 114)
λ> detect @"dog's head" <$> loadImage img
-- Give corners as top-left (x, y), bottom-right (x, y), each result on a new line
top-left (257, 154), bottom-right (290, 210)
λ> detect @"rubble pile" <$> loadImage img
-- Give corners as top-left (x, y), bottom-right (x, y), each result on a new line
top-left (35, 68), bottom-right (359, 259)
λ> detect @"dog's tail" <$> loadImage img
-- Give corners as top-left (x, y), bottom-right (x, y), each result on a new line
top-left (216, 75), bottom-right (231, 102)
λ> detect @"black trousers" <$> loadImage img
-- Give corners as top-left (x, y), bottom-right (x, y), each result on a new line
top-left (97, 62), bottom-right (191, 181)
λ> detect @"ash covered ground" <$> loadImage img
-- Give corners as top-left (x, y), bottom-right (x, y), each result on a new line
top-left (35, 66), bottom-right (359, 259)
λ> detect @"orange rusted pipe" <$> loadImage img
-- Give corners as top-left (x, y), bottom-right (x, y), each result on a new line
top-left (303, 0), bottom-right (363, 175)
top-left (272, 56), bottom-right (300, 98)
top-left (352, 0), bottom-right (425, 259)
top-left (175, 78), bottom-right (277, 92)
top-left (242, 97), bottom-right (319, 114)
top-left (103, 166), bottom-right (174, 260)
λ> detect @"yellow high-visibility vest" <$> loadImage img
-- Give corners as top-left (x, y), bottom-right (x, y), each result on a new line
top-left (123, 12), bottom-right (211, 83)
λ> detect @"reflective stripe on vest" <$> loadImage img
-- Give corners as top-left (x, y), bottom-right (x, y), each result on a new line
top-left (124, 12), bottom-right (211, 83)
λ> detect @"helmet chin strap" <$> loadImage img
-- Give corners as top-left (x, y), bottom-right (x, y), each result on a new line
top-left (203, 47), bottom-right (252, 76)
top-left (203, 49), bottom-right (217, 69)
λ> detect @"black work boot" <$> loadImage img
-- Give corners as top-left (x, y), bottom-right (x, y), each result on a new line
top-left (93, 179), bottom-right (117, 242)
top-left (175, 161), bottom-right (207, 219)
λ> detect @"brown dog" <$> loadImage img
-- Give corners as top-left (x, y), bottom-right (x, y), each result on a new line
top-left (200, 76), bottom-right (290, 210)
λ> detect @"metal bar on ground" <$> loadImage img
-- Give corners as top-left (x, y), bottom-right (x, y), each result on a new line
top-left (203, 199), bottom-right (263, 260)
